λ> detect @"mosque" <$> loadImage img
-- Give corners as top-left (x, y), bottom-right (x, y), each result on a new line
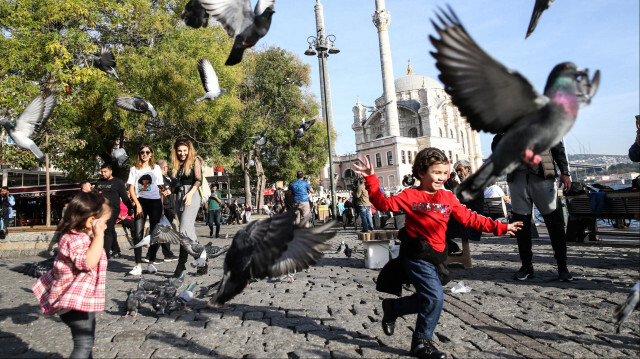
top-left (315, 0), bottom-right (483, 195)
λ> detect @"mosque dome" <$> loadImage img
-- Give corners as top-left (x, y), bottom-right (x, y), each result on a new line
top-left (394, 74), bottom-right (443, 93)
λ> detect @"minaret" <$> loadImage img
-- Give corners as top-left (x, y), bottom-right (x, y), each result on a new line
top-left (372, 0), bottom-right (400, 137)
top-left (314, 0), bottom-right (336, 155)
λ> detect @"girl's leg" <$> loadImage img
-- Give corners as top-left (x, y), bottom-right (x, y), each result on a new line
top-left (143, 198), bottom-right (163, 263)
top-left (60, 310), bottom-right (96, 359)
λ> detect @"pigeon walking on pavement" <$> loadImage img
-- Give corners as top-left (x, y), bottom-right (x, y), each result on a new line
top-left (614, 281), bottom-right (640, 333)
top-left (93, 48), bottom-right (120, 80)
top-left (174, 281), bottom-right (198, 310)
top-left (429, 6), bottom-right (600, 202)
top-left (194, 58), bottom-right (226, 103)
top-left (123, 289), bottom-right (146, 318)
top-left (137, 276), bottom-right (162, 293)
top-left (182, 0), bottom-right (276, 66)
top-left (1, 94), bottom-right (56, 162)
top-left (208, 211), bottom-right (336, 306)
top-left (294, 118), bottom-right (316, 138)
top-left (7, 248), bottom-right (58, 278)
top-left (152, 288), bottom-right (170, 316)
top-left (336, 240), bottom-right (345, 254)
top-left (526, 0), bottom-right (554, 39)
top-left (114, 95), bottom-right (157, 119)
top-left (343, 244), bottom-right (352, 258)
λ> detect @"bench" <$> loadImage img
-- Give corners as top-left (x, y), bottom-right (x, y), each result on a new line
top-left (565, 191), bottom-right (640, 241)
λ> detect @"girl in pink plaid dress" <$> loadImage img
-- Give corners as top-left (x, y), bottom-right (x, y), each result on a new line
top-left (33, 192), bottom-right (111, 358)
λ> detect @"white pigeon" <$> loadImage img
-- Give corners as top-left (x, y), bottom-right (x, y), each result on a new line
top-left (175, 281), bottom-right (198, 309)
top-left (190, 249), bottom-right (207, 268)
top-left (1, 94), bottom-right (56, 162)
top-left (134, 234), bottom-right (151, 248)
top-left (115, 95), bottom-right (157, 118)
top-left (194, 58), bottom-right (226, 104)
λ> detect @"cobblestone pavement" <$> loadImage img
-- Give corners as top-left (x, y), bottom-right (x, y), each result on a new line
top-left (1, 220), bottom-right (638, 358)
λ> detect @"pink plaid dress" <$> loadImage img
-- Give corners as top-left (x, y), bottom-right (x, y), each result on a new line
top-left (32, 230), bottom-right (107, 315)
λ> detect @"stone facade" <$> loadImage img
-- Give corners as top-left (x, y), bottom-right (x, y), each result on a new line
top-left (320, 71), bottom-right (483, 194)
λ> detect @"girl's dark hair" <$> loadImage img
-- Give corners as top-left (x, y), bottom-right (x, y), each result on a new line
top-left (405, 147), bottom-right (449, 184)
top-left (135, 143), bottom-right (156, 170)
top-left (57, 192), bottom-right (109, 235)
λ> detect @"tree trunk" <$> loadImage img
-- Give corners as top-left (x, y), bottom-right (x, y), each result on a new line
top-left (254, 149), bottom-right (266, 214)
top-left (240, 151), bottom-right (253, 212)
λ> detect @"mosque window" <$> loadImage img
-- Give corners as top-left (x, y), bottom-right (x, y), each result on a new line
top-left (378, 176), bottom-right (384, 186)
top-left (375, 153), bottom-right (382, 167)
top-left (408, 127), bottom-right (418, 138)
top-left (401, 150), bottom-right (406, 164)
top-left (386, 151), bottom-right (393, 166)
top-left (408, 151), bottom-right (413, 164)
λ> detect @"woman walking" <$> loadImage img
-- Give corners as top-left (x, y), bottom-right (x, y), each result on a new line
top-left (126, 144), bottom-right (164, 276)
top-left (170, 138), bottom-right (203, 277)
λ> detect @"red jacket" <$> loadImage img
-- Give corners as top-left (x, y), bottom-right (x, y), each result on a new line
top-left (365, 175), bottom-right (507, 252)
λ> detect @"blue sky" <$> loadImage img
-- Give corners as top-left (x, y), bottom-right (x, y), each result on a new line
top-left (260, 0), bottom-right (639, 157)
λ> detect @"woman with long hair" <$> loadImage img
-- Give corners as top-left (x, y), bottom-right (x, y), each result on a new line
top-left (170, 138), bottom-right (203, 277)
top-left (126, 144), bottom-right (164, 276)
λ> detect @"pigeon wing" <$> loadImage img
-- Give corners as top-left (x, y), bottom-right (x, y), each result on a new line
top-left (254, 0), bottom-right (276, 17)
top-left (200, 0), bottom-right (254, 38)
top-left (526, 0), bottom-right (554, 39)
top-left (429, 6), bottom-right (545, 134)
top-left (301, 119), bottom-right (316, 132)
top-left (32, 94), bottom-right (56, 137)
top-left (265, 220), bottom-right (335, 278)
top-left (152, 225), bottom-right (182, 244)
top-left (14, 95), bottom-right (45, 138)
top-left (197, 58), bottom-right (221, 93)
top-left (115, 97), bottom-right (146, 113)
top-left (99, 48), bottom-right (116, 68)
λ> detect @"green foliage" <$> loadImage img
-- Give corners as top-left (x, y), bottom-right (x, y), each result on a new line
top-left (606, 162), bottom-right (640, 174)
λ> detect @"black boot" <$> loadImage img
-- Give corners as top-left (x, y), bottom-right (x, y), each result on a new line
top-left (512, 213), bottom-right (535, 280)
top-left (542, 209), bottom-right (573, 281)
top-left (410, 337), bottom-right (446, 359)
top-left (381, 298), bottom-right (398, 336)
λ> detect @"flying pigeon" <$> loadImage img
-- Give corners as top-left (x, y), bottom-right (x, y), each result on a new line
top-left (429, 6), bottom-right (600, 202)
top-left (180, 234), bottom-right (230, 261)
top-left (294, 118), bottom-right (316, 138)
top-left (7, 248), bottom-right (58, 278)
top-left (194, 58), bottom-right (226, 103)
top-left (336, 240), bottom-right (345, 254)
top-left (111, 147), bottom-right (129, 168)
top-left (180, 0), bottom-right (210, 28)
top-left (133, 225), bottom-right (183, 248)
top-left (526, 0), bottom-right (554, 39)
top-left (208, 211), bottom-right (336, 306)
top-left (614, 281), bottom-right (640, 333)
top-left (1, 94), bottom-right (56, 162)
top-left (114, 95), bottom-right (157, 118)
top-left (183, 0), bottom-right (276, 66)
top-left (134, 234), bottom-right (151, 248)
top-left (93, 48), bottom-right (120, 80)
top-left (248, 128), bottom-right (267, 147)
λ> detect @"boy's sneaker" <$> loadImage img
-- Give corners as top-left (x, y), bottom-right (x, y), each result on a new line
top-left (163, 254), bottom-right (178, 262)
top-left (558, 270), bottom-right (574, 282)
top-left (147, 263), bottom-right (157, 274)
top-left (513, 266), bottom-right (535, 281)
top-left (128, 265), bottom-right (142, 276)
top-left (410, 338), bottom-right (446, 359)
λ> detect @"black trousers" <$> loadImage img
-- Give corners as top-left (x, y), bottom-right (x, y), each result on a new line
top-left (208, 209), bottom-right (221, 237)
top-left (133, 198), bottom-right (163, 264)
top-left (103, 207), bottom-right (120, 259)
top-left (60, 310), bottom-right (96, 359)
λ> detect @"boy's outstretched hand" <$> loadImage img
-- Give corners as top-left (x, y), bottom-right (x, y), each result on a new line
top-left (353, 156), bottom-right (375, 177)
top-left (506, 221), bottom-right (523, 236)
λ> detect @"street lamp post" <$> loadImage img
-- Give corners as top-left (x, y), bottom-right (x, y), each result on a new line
top-left (305, 0), bottom-right (339, 218)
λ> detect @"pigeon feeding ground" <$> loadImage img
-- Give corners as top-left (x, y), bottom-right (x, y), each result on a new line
top-left (0, 220), bottom-right (638, 358)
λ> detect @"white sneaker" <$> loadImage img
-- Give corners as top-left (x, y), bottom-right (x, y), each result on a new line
top-left (147, 263), bottom-right (157, 274)
top-left (128, 265), bottom-right (142, 276)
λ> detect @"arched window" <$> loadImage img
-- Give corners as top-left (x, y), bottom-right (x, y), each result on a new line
top-left (375, 134), bottom-right (383, 139)
top-left (408, 127), bottom-right (418, 138)
top-left (375, 153), bottom-right (382, 167)
top-left (378, 176), bottom-right (384, 186)
top-left (401, 150), bottom-right (406, 164)
top-left (386, 151), bottom-right (393, 166)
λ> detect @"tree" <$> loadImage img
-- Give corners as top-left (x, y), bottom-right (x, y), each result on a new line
top-left (221, 47), bottom-right (329, 213)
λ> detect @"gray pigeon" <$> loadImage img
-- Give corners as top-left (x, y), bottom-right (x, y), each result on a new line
top-left (168, 270), bottom-right (186, 292)
top-left (137, 276), bottom-right (162, 293)
top-left (111, 147), bottom-right (129, 168)
top-left (429, 6), bottom-right (600, 202)
top-left (1, 94), bottom-right (56, 162)
top-left (614, 281), bottom-right (640, 333)
top-left (209, 211), bottom-right (336, 306)
top-left (181, 0), bottom-right (210, 28)
top-left (174, 281), bottom-right (198, 310)
top-left (152, 288), bottom-right (169, 316)
top-left (248, 128), bottom-right (267, 147)
top-left (191, 249), bottom-right (208, 268)
top-left (343, 244), bottom-right (352, 258)
top-left (93, 48), bottom-right (120, 80)
top-left (114, 95), bottom-right (157, 119)
top-left (526, 0), bottom-right (554, 39)
top-left (7, 248), bottom-right (58, 278)
top-left (180, 234), bottom-right (230, 261)
top-left (194, 58), bottom-right (226, 103)
top-left (123, 289), bottom-right (146, 318)
top-left (190, 0), bottom-right (276, 66)
top-left (294, 118), bottom-right (316, 138)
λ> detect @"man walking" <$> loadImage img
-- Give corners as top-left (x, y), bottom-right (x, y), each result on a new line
top-left (95, 163), bottom-right (133, 259)
top-left (355, 177), bottom-right (372, 232)
top-left (289, 171), bottom-right (314, 227)
top-left (1, 186), bottom-right (15, 238)
top-left (207, 184), bottom-right (222, 238)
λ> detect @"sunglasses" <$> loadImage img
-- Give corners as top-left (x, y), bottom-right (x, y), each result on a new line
top-left (139, 150), bottom-right (152, 155)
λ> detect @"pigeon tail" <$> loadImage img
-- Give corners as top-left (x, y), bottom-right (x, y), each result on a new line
top-left (454, 158), bottom-right (498, 203)
top-left (225, 41), bottom-right (246, 66)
